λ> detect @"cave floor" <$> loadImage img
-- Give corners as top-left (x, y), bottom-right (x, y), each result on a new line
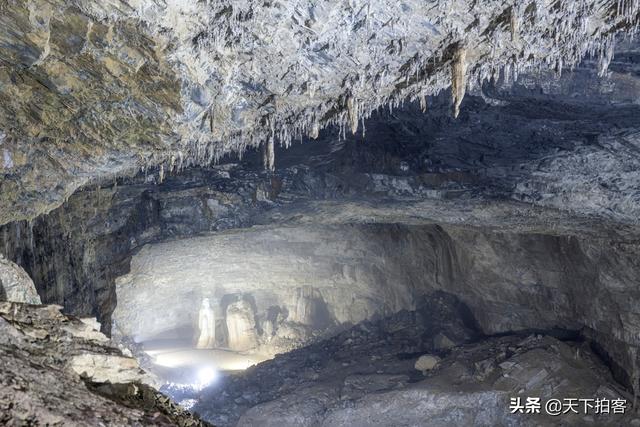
top-left (141, 339), bottom-right (270, 385)
top-left (174, 293), bottom-right (638, 427)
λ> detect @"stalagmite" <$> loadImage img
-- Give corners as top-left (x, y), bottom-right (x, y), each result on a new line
top-left (196, 298), bottom-right (216, 349)
top-left (291, 287), bottom-right (316, 325)
top-left (510, 7), bottom-right (520, 43)
top-left (225, 297), bottom-right (259, 352)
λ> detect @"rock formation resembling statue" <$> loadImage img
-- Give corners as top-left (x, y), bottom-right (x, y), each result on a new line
top-left (196, 298), bottom-right (215, 349)
top-left (225, 297), bottom-right (259, 352)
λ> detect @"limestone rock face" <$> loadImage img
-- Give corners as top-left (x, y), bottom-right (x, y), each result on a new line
top-left (226, 298), bottom-right (259, 352)
top-left (0, 254), bottom-right (40, 304)
top-left (3, 42), bottom-right (640, 339)
top-left (0, 302), bottom-right (210, 426)
top-left (0, 0), bottom-right (182, 225)
top-left (111, 221), bottom-right (640, 394)
top-left (290, 286), bottom-right (332, 328)
top-left (112, 225), bottom-right (423, 351)
top-left (67, 353), bottom-right (146, 384)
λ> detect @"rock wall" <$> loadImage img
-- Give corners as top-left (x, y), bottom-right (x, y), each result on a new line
top-left (2, 45), bottom-right (640, 336)
top-left (114, 223), bottom-right (640, 392)
top-left (226, 298), bottom-right (260, 352)
top-left (1, 46), bottom-right (640, 387)
top-left (0, 167), bottom-right (266, 333)
top-left (112, 225), bottom-right (427, 353)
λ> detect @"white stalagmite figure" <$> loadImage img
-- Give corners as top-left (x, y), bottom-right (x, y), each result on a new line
top-left (226, 298), bottom-right (259, 352)
top-left (196, 298), bottom-right (216, 349)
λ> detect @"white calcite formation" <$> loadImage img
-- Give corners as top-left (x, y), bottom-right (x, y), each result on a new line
top-left (226, 298), bottom-right (260, 352)
top-left (196, 298), bottom-right (216, 349)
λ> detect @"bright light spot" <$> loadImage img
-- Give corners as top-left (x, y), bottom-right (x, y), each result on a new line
top-left (144, 347), bottom-right (269, 370)
top-left (197, 366), bottom-right (218, 387)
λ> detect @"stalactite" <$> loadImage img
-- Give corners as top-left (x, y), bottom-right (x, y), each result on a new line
top-left (309, 122), bottom-right (319, 139)
top-left (598, 37), bottom-right (616, 77)
top-left (419, 93), bottom-right (428, 112)
top-left (263, 138), bottom-right (275, 172)
top-left (9, 0), bottom-right (635, 206)
top-left (451, 45), bottom-right (467, 119)
top-left (347, 96), bottom-right (359, 135)
top-left (510, 7), bottom-right (520, 43)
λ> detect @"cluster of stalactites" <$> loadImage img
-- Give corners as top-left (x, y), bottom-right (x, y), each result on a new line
top-left (136, 0), bottom-right (639, 180)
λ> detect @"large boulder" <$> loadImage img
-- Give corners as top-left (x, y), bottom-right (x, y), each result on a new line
top-left (0, 255), bottom-right (41, 304)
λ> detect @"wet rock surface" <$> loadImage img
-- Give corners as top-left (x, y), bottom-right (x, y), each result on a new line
top-left (2, 40), bottom-right (640, 335)
top-left (0, 301), bottom-right (211, 426)
top-left (187, 293), bottom-right (634, 426)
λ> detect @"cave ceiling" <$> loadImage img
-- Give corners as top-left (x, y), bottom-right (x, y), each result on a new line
top-left (0, 0), bottom-right (639, 226)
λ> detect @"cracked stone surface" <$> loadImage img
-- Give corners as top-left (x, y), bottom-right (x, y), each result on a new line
top-left (2, 41), bottom-right (640, 393)
top-left (0, 301), bottom-right (211, 426)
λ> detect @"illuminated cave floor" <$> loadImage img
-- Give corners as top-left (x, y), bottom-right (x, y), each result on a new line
top-left (176, 293), bottom-right (636, 427)
top-left (139, 339), bottom-right (270, 396)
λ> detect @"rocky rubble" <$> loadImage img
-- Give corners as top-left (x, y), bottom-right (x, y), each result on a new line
top-left (0, 301), bottom-right (211, 426)
top-left (189, 293), bottom-right (636, 427)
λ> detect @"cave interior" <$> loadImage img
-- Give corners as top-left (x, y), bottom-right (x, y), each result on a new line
top-left (2, 1), bottom-right (640, 426)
